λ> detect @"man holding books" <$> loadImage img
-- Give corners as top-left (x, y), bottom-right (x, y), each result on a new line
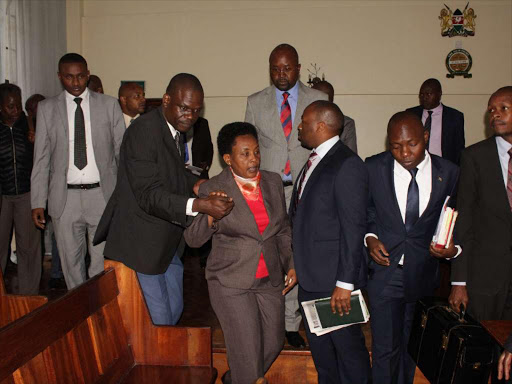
top-left (365, 111), bottom-right (460, 384)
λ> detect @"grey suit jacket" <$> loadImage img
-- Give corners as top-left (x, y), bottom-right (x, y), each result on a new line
top-left (184, 168), bottom-right (293, 290)
top-left (31, 90), bottom-right (125, 218)
top-left (244, 82), bottom-right (328, 183)
top-left (341, 115), bottom-right (358, 154)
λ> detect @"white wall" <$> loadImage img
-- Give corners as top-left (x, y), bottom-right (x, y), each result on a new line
top-left (67, 0), bottom-right (512, 176)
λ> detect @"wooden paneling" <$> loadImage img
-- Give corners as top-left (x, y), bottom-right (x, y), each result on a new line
top-left (105, 260), bottom-right (213, 367)
top-left (122, 365), bottom-right (216, 384)
top-left (482, 320), bottom-right (512, 347)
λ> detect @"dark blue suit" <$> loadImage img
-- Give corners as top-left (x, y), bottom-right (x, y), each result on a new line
top-left (291, 140), bottom-right (371, 384)
top-left (366, 151), bottom-right (459, 384)
top-left (407, 104), bottom-right (465, 165)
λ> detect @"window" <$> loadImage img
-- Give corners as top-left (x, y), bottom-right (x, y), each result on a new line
top-left (0, 0), bottom-right (17, 84)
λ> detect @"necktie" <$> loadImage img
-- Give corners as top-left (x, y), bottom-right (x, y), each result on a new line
top-left (130, 118), bottom-right (135, 125)
top-left (184, 134), bottom-right (190, 163)
top-left (424, 110), bottom-right (433, 150)
top-left (405, 167), bottom-right (419, 232)
top-left (294, 151), bottom-right (318, 207)
top-left (74, 97), bottom-right (87, 170)
top-left (280, 92), bottom-right (292, 177)
top-left (507, 149), bottom-right (512, 211)
top-left (174, 131), bottom-right (181, 156)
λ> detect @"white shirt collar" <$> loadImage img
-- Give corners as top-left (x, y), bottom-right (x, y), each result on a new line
top-left (313, 135), bottom-right (340, 158)
top-left (65, 88), bottom-right (89, 103)
top-left (166, 120), bottom-right (178, 139)
top-left (496, 136), bottom-right (512, 157)
top-left (423, 103), bottom-right (443, 115)
top-left (394, 150), bottom-right (431, 177)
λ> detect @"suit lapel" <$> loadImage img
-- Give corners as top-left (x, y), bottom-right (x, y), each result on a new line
top-left (484, 138), bottom-right (512, 223)
top-left (158, 107), bottom-right (183, 163)
top-left (290, 82), bottom-right (307, 144)
top-left (57, 92), bottom-right (68, 139)
top-left (383, 153), bottom-right (405, 230)
top-left (415, 156), bottom-right (443, 227)
top-left (264, 87), bottom-right (286, 146)
top-left (441, 104), bottom-right (450, 155)
top-left (88, 92), bottom-right (101, 160)
top-left (298, 141), bottom-right (340, 205)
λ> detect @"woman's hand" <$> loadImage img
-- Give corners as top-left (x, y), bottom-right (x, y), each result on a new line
top-left (282, 269), bottom-right (298, 295)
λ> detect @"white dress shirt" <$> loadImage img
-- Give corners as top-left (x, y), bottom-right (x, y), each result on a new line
top-left (298, 135), bottom-right (354, 291)
top-left (422, 103), bottom-right (443, 157)
top-left (496, 136), bottom-right (512, 188)
top-left (165, 121), bottom-right (197, 217)
top-left (66, 89), bottom-right (101, 185)
top-left (123, 113), bottom-right (139, 128)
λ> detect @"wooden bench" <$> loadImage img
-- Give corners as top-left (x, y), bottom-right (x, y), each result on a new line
top-left (0, 260), bottom-right (217, 383)
top-left (0, 267), bottom-right (48, 328)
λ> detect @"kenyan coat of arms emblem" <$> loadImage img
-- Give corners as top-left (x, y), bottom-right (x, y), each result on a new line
top-left (439, 3), bottom-right (477, 37)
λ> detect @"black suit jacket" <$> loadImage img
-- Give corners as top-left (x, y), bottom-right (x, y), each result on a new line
top-left (365, 152), bottom-right (459, 302)
top-left (451, 137), bottom-right (512, 296)
top-left (190, 116), bottom-right (214, 179)
top-left (407, 104), bottom-right (465, 165)
top-left (290, 140), bottom-right (368, 293)
top-left (93, 107), bottom-right (197, 274)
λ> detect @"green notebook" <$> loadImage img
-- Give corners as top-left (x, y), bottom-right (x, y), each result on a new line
top-left (314, 294), bottom-right (366, 328)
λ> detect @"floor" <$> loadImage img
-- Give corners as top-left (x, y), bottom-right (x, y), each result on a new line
top-left (3, 251), bottom-right (431, 383)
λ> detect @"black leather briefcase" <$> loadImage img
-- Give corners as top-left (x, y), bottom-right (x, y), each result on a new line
top-left (408, 297), bottom-right (496, 384)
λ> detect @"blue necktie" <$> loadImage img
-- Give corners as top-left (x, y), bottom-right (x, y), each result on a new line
top-left (405, 168), bottom-right (419, 232)
top-left (184, 135), bottom-right (190, 163)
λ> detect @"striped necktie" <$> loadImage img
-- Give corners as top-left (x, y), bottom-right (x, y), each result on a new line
top-left (280, 92), bottom-right (292, 177)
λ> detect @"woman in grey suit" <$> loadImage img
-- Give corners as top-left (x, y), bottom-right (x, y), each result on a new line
top-left (184, 122), bottom-right (297, 384)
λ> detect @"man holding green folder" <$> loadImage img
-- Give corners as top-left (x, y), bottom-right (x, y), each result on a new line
top-left (290, 100), bottom-right (371, 383)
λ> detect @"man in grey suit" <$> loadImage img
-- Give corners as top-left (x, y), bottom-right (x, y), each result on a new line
top-left (31, 53), bottom-right (125, 289)
top-left (245, 43), bottom-right (327, 348)
top-left (312, 80), bottom-right (358, 153)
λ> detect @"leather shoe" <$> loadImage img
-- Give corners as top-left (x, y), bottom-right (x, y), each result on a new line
top-left (286, 331), bottom-right (306, 348)
top-left (221, 370), bottom-right (232, 384)
top-left (48, 277), bottom-right (65, 290)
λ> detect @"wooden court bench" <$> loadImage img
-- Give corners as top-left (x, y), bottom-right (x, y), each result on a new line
top-left (0, 260), bottom-right (217, 384)
top-left (0, 268), bottom-right (48, 328)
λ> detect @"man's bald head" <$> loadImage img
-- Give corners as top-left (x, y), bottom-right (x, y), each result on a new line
top-left (299, 100), bottom-right (344, 149)
top-left (421, 78), bottom-right (442, 93)
top-left (165, 73), bottom-right (203, 98)
top-left (387, 111), bottom-right (424, 136)
top-left (387, 111), bottom-right (428, 170)
top-left (25, 94), bottom-right (45, 117)
top-left (491, 86), bottom-right (512, 99)
top-left (308, 100), bottom-right (345, 134)
top-left (269, 43), bottom-right (299, 63)
top-left (312, 81), bottom-right (335, 102)
top-left (88, 74), bottom-right (103, 94)
top-left (118, 82), bottom-right (142, 98)
top-left (119, 82), bottom-right (146, 117)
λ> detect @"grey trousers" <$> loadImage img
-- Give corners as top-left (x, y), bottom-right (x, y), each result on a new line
top-left (284, 185), bottom-right (302, 332)
top-left (52, 188), bottom-right (105, 289)
top-left (208, 278), bottom-right (285, 384)
top-left (0, 192), bottom-right (41, 294)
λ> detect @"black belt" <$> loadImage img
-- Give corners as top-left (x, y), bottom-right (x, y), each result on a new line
top-left (67, 183), bottom-right (100, 190)
top-left (283, 181), bottom-right (293, 187)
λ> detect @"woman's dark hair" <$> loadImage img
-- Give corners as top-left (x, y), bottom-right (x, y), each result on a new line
top-left (0, 83), bottom-right (21, 105)
top-left (217, 122), bottom-right (258, 156)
